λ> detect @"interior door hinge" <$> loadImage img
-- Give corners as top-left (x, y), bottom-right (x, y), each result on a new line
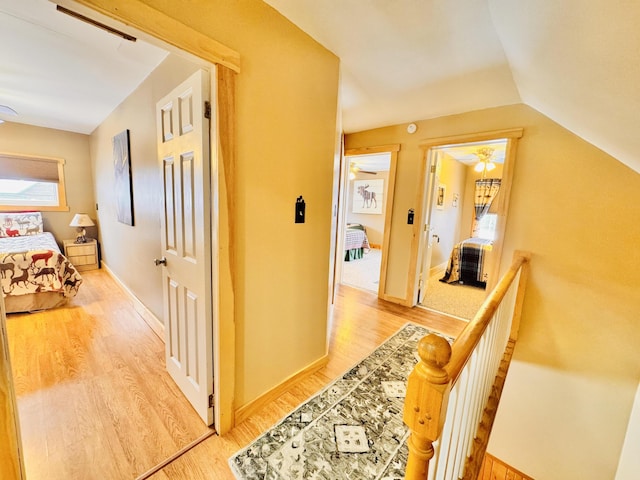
top-left (204, 101), bottom-right (211, 119)
top-left (208, 394), bottom-right (214, 408)
top-left (430, 164), bottom-right (436, 173)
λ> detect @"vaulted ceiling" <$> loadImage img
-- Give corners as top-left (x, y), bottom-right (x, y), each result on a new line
top-left (1, 1), bottom-right (638, 174)
top-left (264, 0), bottom-right (640, 174)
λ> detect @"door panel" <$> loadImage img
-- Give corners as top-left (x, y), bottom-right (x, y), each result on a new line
top-left (156, 70), bottom-right (213, 425)
top-left (164, 158), bottom-right (177, 252)
top-left (416, 150), bottom-right (440, 304)
top-left (181, 152), bottom-right (196, 259)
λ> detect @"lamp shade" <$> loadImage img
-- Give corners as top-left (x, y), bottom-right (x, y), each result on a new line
top-left (69, 213), bottom-right (95, 227)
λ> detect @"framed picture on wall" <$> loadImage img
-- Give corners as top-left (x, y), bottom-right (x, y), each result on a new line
top-left (113, 129), bottom-right (134, 226)
top-left (352, 179), bottom-right (384, 214)
top-left (436, 184), bottom-right (446, 210)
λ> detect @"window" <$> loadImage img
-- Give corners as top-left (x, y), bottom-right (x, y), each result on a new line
top-left (474, 213), bottom-right (498, 241)
top-left (0, 153), bottom-right (69, 211)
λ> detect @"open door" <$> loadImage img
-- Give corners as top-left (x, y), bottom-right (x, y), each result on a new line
top-left (156, 69), bottom-right (214, 425)
top-left (415, 149), bottom-right (440, 304)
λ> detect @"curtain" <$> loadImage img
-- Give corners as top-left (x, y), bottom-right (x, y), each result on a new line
top-left (474, 178), bottom-right (501, 220)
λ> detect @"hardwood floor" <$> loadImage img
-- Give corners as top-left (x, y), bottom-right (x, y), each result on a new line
top-left (7, 270), bottom-right (209, 479)
top-left (7, 271), bottom-right (466, 479)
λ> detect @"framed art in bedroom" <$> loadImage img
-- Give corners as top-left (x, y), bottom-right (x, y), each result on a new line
top-left (352, 179), bottom-right (384, 214)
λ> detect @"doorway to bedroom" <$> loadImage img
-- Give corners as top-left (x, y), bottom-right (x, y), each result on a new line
top-left (412, 133), bottom-right (519, 320)
top-left (339, 145), bottom-right (399, 295)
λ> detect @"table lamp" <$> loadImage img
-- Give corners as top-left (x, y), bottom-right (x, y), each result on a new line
top-left (69, 213), bottom-right (95, 243)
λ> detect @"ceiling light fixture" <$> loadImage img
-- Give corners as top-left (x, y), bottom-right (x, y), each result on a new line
top-left (0, 105), bottom-right (18, 125)
top-left (349, 163), bottom-right (377, 176)
top-left (0, 106), bottom-right (17, 116)
top-left (473, 147), bottom-right (496, 175)
top-left (56, 5), bottom-right (137, 42)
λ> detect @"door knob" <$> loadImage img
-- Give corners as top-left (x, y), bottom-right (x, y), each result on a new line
top-left (154, 257), bottom-right (167, 266)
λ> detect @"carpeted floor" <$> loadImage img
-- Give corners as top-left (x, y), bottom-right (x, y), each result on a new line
top-left (420, 269), bottom-right (487, 320)
top-left (341, 248), bottom-right (381, 293)
top-left (341, 250), bottom-right (486, 320)
top-left (229, 323), bottom-right (451, 480)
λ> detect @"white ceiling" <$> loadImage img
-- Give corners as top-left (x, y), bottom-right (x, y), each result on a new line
top-left (347, 153), bottom-right (391, 173)
top-left (1, 1), bottom-right (638, 174)
top-left (0, 0), bottom-right (167, 134)
top-left (349, 140), bottom-right (506, 174)
top-left (263, 0), bottom-right (640, 174)
top-left (437, 140), bottom-right (506, 166)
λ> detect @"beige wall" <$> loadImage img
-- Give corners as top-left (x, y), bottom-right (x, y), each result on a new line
top-left (429, 155), bottom-right (467, 268)
top-left (105, 1), bottom-right (340, 407)
top-left (0, 123), bottom-right (94, 245)
top-left (164, 1), bottom-right (339, 407)
top-left (89, 53), bottom-right (200, 321)
top-left (344, 103), bottom-right (640, 478)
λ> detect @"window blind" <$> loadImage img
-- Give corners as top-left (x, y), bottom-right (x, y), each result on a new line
top-left (0, 154), bottom-right (61, 183)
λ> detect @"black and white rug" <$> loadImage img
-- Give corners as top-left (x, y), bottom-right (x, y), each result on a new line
top-left (229, 323), bottom-right (451, 480)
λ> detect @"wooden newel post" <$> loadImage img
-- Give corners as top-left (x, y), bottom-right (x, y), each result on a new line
top-left (403, 334), bottom-right (452, 480)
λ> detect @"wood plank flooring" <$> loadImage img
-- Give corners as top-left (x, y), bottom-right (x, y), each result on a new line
top-left (7, 270), bottom-right (466, 479)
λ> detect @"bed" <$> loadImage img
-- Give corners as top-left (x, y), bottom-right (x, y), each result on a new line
top-left (439, 237), bottom-right (493, 288)
top-left (344, 223), bottom-right (370, 261)
top-left (0, 212), bottom-right (83, 313)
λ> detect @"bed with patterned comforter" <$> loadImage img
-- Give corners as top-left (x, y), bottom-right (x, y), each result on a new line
top-left (344, 223), bottom-right (370, 261)
top-left (0, 212), bottom-right (83, 313)
top-left (439, 237), bottom-right (493, 288)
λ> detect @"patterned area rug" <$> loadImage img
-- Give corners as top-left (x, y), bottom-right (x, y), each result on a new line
top-left (229, 323), bottom-right (451, 479)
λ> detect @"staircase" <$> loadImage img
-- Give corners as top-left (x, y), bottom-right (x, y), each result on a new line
top-left (403, 251), bottom-right (531, 479)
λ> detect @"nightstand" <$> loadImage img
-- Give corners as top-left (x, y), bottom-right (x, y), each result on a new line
top-left (63, 238), bottom-right (99, 271)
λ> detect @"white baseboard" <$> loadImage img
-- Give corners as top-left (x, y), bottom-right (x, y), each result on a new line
top-left (101, 262), bottom-right (164, 341)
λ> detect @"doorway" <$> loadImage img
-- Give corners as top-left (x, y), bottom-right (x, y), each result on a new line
top-left (156, 69), bottom-right (215, 425)
top-left (3, 1), bottom-right (239, 475)
top-left (341, 153), bottom-right (389, 293)
top-left (338, 144), bottom-right (399, 299)
top-left (409, 130), bottom-right (523, 318)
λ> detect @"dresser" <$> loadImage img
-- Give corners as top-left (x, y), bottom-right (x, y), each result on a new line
top-left (63, 238), bottom-right (99, 271)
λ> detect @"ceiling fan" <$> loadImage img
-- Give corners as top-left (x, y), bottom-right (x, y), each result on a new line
top-left (0, 105), bottom-right (18, 124)
top-left (350, 163), bottom-right (377, 175)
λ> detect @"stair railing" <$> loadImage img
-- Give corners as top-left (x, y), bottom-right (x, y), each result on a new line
top-left (403, 251), bottom-right (530, 480)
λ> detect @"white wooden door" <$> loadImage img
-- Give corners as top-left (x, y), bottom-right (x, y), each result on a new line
top-left (416, 150), bottom-right (440, 304)
top-left (156, 70), bottom-right (213, 425)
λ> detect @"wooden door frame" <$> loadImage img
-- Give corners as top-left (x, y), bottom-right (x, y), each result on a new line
top-left (340, 144), bottom-right (400, 299)
top-left (56, 0), bottom-right (238, 434)
top-left (407, 129), bottom-right (523, 305)
top-left (0, 297), bottom-right (26, 480)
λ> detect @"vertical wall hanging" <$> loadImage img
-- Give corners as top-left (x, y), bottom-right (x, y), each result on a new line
top-left (113, 129), bottom-right (134, 226)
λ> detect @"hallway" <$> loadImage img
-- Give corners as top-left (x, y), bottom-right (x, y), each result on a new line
top-left (8, 271), bottom-right (465, 479)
